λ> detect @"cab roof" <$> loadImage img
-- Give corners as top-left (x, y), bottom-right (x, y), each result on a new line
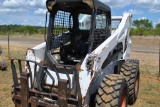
top-left (46, 0), bottom-right (111, 14)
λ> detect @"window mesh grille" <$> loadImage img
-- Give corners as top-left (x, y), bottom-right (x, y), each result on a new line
top-left (93, 12), bottom-right (110, 50)
top-left (52, 11), bottom-right (73, 49)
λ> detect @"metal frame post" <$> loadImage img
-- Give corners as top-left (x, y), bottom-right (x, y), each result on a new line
top-left (58, 79), bottom-right (68, 107)
top-left (158, 40), bottom-right (160, 77)
top-left (20, 72), bottom-right (30, 107)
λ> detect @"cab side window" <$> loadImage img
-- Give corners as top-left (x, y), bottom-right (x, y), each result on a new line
top-left (92, 10), bottom-right (111, 50)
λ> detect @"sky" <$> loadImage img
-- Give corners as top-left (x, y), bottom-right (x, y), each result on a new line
top-left (0, 0), bottom-right (160, 27)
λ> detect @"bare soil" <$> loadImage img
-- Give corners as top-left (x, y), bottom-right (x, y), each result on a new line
top-left (0, 35), bottom-right (160, 107)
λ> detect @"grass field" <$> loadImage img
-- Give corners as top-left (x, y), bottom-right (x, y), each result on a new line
top-left (0, 35), bottom-right (159, 107)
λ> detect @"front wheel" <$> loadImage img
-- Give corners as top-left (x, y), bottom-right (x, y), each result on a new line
top-left (96, 74), bottom-right (128, 107)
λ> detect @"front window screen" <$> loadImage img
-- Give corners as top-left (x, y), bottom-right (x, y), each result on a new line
top-left (52, 10), bottom-right (73, 49)
top-left (53, 10), bottom-right (73, 37)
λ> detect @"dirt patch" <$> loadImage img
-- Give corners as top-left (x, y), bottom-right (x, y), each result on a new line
top-left (0, 35), bottom-right (44, 48)
top-left (129, 37), bottom-right (160, 107)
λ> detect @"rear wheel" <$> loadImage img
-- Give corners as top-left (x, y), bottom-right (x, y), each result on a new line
top-left (96, 74), bottom-right (128, 107)
top-left (120, 60), bottom-right (140, 105)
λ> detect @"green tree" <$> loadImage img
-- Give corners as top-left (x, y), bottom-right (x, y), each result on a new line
top-left (26, 26), bottom-right (35, 36)
top-left (0, 25), bottom-right (44, 35)
top-left (19, 26), bottom-right (27, 35)
top-left (155, 23), bottom-right (160, 29)
top-left (155, 23), bottom-right (160, 35)
top-left (133, 19), bottom-right (153, 30)
top-left (132, 19), bottom-right (153, 36)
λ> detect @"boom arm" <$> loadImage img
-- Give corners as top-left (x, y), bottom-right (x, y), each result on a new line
top-left (87, 13), bottom-right (132, 72)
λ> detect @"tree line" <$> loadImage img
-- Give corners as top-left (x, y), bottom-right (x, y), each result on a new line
top-left (0, 25), bottom-right (45, 36)
top-left (130, 19), bottom-right (160, 36)
top-left (0, 18), bottom-right (160, 36)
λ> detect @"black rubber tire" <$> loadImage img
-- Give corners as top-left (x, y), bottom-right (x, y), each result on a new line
top-left (120, 60), bottom-right (140, 105)
top-left (96, 74), bottom-right (128, 107)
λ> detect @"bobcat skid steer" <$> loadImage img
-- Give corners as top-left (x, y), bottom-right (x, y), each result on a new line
top-left (11, 0), bottom-right (140, 107)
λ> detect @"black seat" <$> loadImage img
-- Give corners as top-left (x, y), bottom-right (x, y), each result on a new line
top-left (60, 30), bottom-right (89, 63)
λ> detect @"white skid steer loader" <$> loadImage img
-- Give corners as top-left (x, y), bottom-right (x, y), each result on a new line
top-left (11, 0), bottom-right (140, 107)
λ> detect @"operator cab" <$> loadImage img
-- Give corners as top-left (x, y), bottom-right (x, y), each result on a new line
top-left (45, 0), bottom-right (111, 65)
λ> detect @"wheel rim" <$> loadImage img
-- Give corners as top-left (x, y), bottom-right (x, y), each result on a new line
top-left (135, 76), bottom-right (139, 95)
top-left (121, 89), bottom-right (126, 107)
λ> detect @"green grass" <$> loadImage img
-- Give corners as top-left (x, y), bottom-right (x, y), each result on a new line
top-left (140, 65), bottom-right (159, 75)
